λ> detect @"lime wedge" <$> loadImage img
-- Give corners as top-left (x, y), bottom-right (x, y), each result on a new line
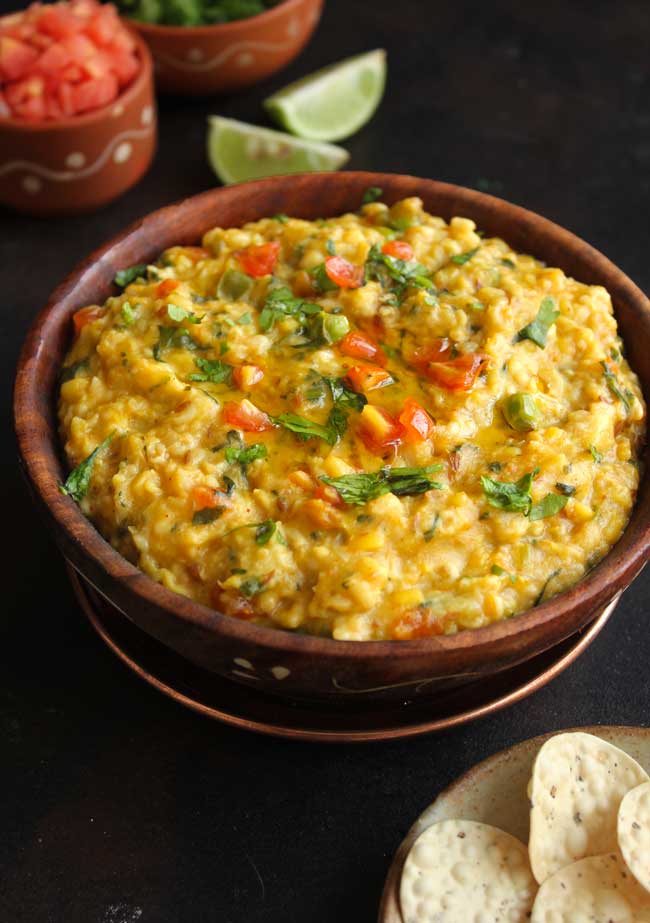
top-left (206, 116), bottom-right (349, 185)
top-left (263, 49), bottom-right (386, 142)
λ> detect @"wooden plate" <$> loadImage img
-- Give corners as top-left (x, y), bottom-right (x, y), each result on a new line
top-left (68, 564), bottom-right (619, 743)
top-left (378, 725), bottom-right (650, 922)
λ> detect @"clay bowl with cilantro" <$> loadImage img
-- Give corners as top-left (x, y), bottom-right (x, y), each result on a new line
top-left (14, 172), bottom-right (650, 706)
top-left (119, 0), bottom-right (323, 95)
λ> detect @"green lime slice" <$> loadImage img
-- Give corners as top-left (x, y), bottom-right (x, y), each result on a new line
top-left (263, 49), bottom-right (386, 142)
top-left (206, 116), bottom-right (349, 185)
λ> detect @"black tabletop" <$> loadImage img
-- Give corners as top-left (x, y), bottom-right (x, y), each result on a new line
top-left (3, 1), bottom-right (650, 920)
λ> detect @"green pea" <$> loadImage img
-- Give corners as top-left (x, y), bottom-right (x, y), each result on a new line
top-left (322, 313), bottom-right (350, 344)
top-left (502, 392), bottom-right (540, 431)
top-left (218, 269), bottom-right (253, 302)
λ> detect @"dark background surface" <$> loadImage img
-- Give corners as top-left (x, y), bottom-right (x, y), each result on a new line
top-left (3, 1), bottom-right (650, 921)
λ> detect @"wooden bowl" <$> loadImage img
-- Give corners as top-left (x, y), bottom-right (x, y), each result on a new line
top-left (128, 0), bottom-right (323, 96)
top-left (378, 726), bottom-right (650, 922)
top-left (0, 31), bottom-right (156, 216)
top-left (13, 172), bottom-right (650, 705)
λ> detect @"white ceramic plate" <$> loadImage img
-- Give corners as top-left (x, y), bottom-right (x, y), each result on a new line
top-left (378, 725), bottom-right (650, 922)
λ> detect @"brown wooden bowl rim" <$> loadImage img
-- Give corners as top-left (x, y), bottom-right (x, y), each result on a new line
top-left (0, 28), bottom-right (153, 134)
top-left (13, 171), bottom-right (650, 662)
top-left (126, 0), bottom-right (313, 38)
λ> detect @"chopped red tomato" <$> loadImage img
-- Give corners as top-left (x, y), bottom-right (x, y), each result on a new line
top-left (0, 1), bottom-right (141, 122)
top-left (72, 303), bottom-right (104, 334)
top-left (0, 36), bottom-right (39, 80)
top-left (357, 404), bottom-right (403, 454)
top-left (410, 337), bottom-right (452, 370)
top-left (390, 607), bottom-right (446, 640)
top-left (233, 365), bottom-right (264, 390)
top-left (210, 586), bottom-right (255, 621)
top-left (235, 241), bottom-right (280, 278)
top-left (338, 331), bottom-right (387, 366)
top-left (313, 482), bottom-right (345, 508)
top-left (192, 485), bottom-right (231, 511)
top-left (398, 398), bottom-right (434, 443)
top-left (382, 240), bottom-right (414, 261)
top-left (156, 278), bottom-right (180, 298)
top-left (324, 256), bottom-right (364, 289)
top-left (223, 399), bottom-right (273, 432)
top-left (425, 354), bottom-right (489, 392)
top-left (346, 365), bottom-right (394, 392)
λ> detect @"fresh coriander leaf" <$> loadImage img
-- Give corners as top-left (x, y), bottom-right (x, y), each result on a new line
top-left (236, 312), bottom-right (252, 325)
top-left (60, 434), bottom-right (113, 503)
top-left (326, 377), bottom-right (367, 412)
top-left (189, 358), bottom-right (232, 384)
top-left (121, 301), bottom-right (136, 325)
top-left (450, 247), bottom-right (480, 265)
top-left (534, 568), bottom-right (560, 606)
top-left (273, 413), bottom-right (338, 445)
top-left (153, 326), bottom-right (200, 360)
top-left (326, 405), bottom-right (349, 441)
top-left (240, 576), bottom-right (264, 597)
top-left (387, 216), bottom-right (413, 232)
top-left (529, 493), bottom-right (568, 521)
top-left (361, 186), bottom-right (383, 205)
top-left (60, 357), bottom-right (89, 383)
top-left (224, 443), bottom-right (268, 465)
top-left (516, 297), bottom-right (559, 348)
top-left (273, 213), bottom-right (290, 223)
top-left (258, 286), bottom-right (321, 331)
top-left (321, 465), bottom-right (444, 506)
top-left (326, 239), bottom-right (336, 256)
top-left (255, 519), bottom-right (276, 545)
top-left (555, 482), bottom-right (576, 496)
top-left (167, 303), bottom-right (199, 324)
top-left (501, 258), bottom-right (516, 268)
top-left (480, 468), bottom-right (538, 514)
top-left (491, 563), bottom-right (517, 583)
top-left (114, 263), bottom-right (147, 288)
top-left (309, 262), bottom-right (338, 293)
top-left (192, 507), bottom-right (225, 525)
top-left (602, 360), bottom-right (632, 411)
top-left (590, 444), bottom-right (603, 463)
top-left (364, 244), bottom-right (432, 301)
top-left (423, 513), bottom-right (440, 541)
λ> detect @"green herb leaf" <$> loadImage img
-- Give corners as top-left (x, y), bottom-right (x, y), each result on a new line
top-left (224, 443), bottom-right (268, 465)
top-left (273, 213), bottom-right (290, 224)
top-left (60, 357), bottom-right (90, 383)
top-left (114, 263), bottom-right (147, 288)
top-left (480, 469), bottom-right (538, 514)
top-left (555, 482), bottom-right (576, 496)
top-left (321, 465), bottom-right (444, 506)
top-left (121, 301), bottom-right (136, 325)
top-left (491, 563), bottom-right (517, 583)
top-left (60, 434), bottom-right (113, 503)
top-left (326, 377), bottom-right (367, 412)
top-left (255, 519), bottom-right (276, 545)
top-left (364, 244), bottom-right (433, 302)
top-left (153, 325), bottom-right (200, 359)
top-left (309, 262), bottom-right (338, 293)
top-left (450, 247), bottom-right (480, 265)
top-left (240, 576), bottom-right (264, 597)
top-left (590, 444), bottom-right (603, 463)
top-left (501, 258), bottom-right (516, 268)
top-left (535, 568), bottom-right (560, 606)
top-left (516, 297), bottom-right (559, 348)
top-left (601, 360), bottom-right (632, 411)
top-left (217, 268), bottom-right (253, 302)
top-left (529, 493), bottom-right (568, 521)
top-left (189, 357), bottom-right (233, 384)
top-left (192, 507), bottom-right (225, 525)
top-left (423, 513), bottom-right (440, 541)
top-left (326, 405), bottom-right (349, 441)
top-left (236, 312), bottom-right (252, 325)
top-left (361, 186), bottom-right (383, 205)
top-left (273, 413), bottom-right (339, 445)
top-left (258, 285), bottom-right (321, 331)
top-left (326, 239), bottom-right (336, 256)
top-left (167, 303), bottom-right (199, 324)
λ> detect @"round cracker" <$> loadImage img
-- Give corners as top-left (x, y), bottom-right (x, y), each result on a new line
top-left (399, 819), bottom-right (536, 923)
top-left (619, 782), bottom-right (650, 893)
top-left (528, 732), bottom-right (649, 883)
top-left (531, 852), bottom-right (650, 922)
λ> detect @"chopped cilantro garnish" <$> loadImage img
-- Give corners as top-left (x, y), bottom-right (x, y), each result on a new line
top-left (361, 186), bottom-right (383, 205)
top-left (326, 239), bottom-right (336, 256)
top-left (189, 358), bottom-right (232, 385)
top-left (309, 262), bottom-right (338, 293)
top-left (491, 564), bottom-right (517, 583)
top-left (273, 213), bottom-right (290, 223)
top-left (60, 357), bottom-right (89, 383)
top-left (224, 443), bottom-right (268, 465)
top-left (326, 377), bottom-right (367, 412)
top-left (255, 520), bottom-right (277, 545)
top-left (258, 286), bottom-right (321, 331)
top-left (529, 493), bottom-right (568, 521)
top-left (321, 465), bottom-right (444, 506)
top-left (516, 297), bottom-right (559, 348)
top-left (423, 513), bottom-right (440, 541)
top-left (273, 412), bottom-right (339, 445)
top-left (601, 360), bottom-right (632, 411)
top-left (153, 326), bottom-right (200, 359)
top-left (481, 469), bottom-right (537, 514)
top-left (590, 445), bottom-right (603, 463)
top-left (555, 482), bottom-right (576, 496)
top-left (236, 312), bottom-right (252, 325)
top-left (114, 263), bottom-right (147, 288)
top-left (501, 258), bottom-right (516, 268)
top-left (364, 244), bottom-right (433, 301)
top-left (167, 303), bottom-right (199, 324)
top-left (60, 434), bottom-right (113, 503)
top-left (535, 569), bottom-right (561, 606)
top-left (192, 507), bottom-right (225, 525)
top-left (450, 247), bottom-right (479, 265)
top-left (240, 577), bottom-right (264, 597)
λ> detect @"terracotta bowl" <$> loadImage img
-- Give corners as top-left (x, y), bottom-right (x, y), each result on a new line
top-left (128, 0), bottom-right (323, 96)
top-left (0, 31), bottom-right (156, 216)
top-left (13, 172), bottom-right (650, 705)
